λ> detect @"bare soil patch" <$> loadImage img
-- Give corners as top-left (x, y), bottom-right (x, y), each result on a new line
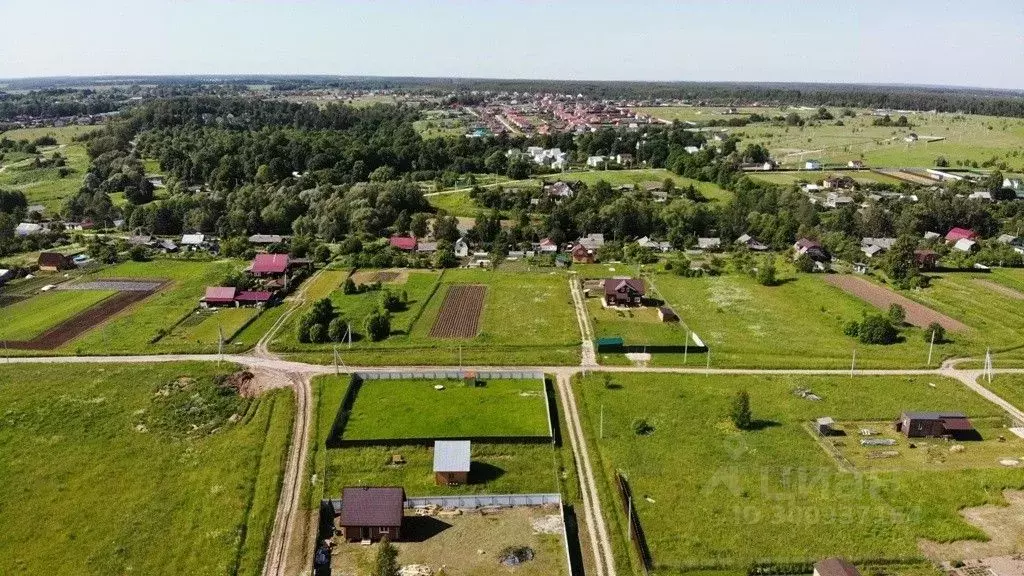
top-left (975, 279), bottom-right (1024, 301)
top-left (429, 284), bottom-right (486, 339)
top-left (823, 275), bottom-right (968, 332)
top-left (919, 490), bottom-right (1024, 561)
top-left (0, 281), bottom-right (166, 350)
top-left (351, 269), bottom-right (407, 286)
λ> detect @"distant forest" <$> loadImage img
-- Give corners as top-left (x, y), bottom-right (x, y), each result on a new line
top-left (2, 76), bottom-right (1024, 118)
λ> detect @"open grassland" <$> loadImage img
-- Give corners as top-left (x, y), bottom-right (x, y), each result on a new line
top-left (984, 375), bottom-right (1024, 414)
top-left (0, 362), bottom-right (293, 576)
top-left (574, 372), bottom-right (1023, 575)
top-left (276, 269), bottom-right (580, 366)
top-left (732, 111), bottom-right (1024, 171)
top-left (157, 307), bottom-right (260, 351)
top-left (0, 289), bottom-right (114, 340)
top-left (0, 140), bottom-right (92, 212)
top-left (344, 378), bottom-right (550, 440)
top-left (634, 272), bottom-right (935, 369)
top-left (1, 124), bottom-right (100, 144)
top-left (61, 259), bottom-right (245, 355)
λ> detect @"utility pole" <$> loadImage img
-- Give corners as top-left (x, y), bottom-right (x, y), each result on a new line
top-left (985, 348), bottom-right (993, 384)
top-left (334, 345), bottom-right (339, 376)
top-left (705, 350), bottom-right (710, 376)
top-left (927, 329), bottom-right (936, 366)
top-left (600, 404), bottom-right (604, 440)
top-left (850, 349), bottom-right (856, 378)
top-left (683, 330), bottom-right (689, 364)
top-left (627, 494), bottom-right (633, 540)
top-left (218, 325), bottom-right (224, 362)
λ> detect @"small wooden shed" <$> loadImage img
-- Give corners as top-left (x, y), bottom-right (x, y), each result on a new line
top-left (433, 440), bottom-right (471, 485)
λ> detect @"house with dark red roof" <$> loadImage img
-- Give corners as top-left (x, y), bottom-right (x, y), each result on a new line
top-left (37, 252), bottom-right (74, 272)
top-left (945, 227), bottom-right (978, 243)
top-left (389, 235), bottom-right (417, 252)
top-left (604, 278), bottom-right (646, 306)
top-left (201, 287), bottom-right (273, 308)
top-left (248, 253), bottom-right (290, 276)
top-left (571, 243), bottom-right (594, 263)
top-left (338, 486), bottom-right (405, 542)
top-left (201, 286), bottom-right (237, 307)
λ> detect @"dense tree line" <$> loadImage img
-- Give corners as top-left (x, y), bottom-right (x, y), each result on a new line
top-left (0, 89), bottom-right (121, 121)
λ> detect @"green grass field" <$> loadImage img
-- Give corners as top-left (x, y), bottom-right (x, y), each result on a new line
top-left (984, 375), bottom-right (1024, 413)
top-left (275, 268), bottom-right (580, 366)
top-left (0, 289), bottom-right (114, 340)
top-left (157, 307), bottom-right (260, 350)
top-left (574, 372), bottom-right (1023, 575)
top-left (0, 362), bottom-right (293, 576)
top-left (0, 124), bottom-right (100, 212)
top-left (310, 375), bottom-right (563, 500)
top-left (623, 269), bottom-right (1024, 369)
top-left (60, 259), bottom-right (247, 355)
top-left (343, 377), bottom-right (550, 440)
top-left (587, 297), bottom-right (686, 347)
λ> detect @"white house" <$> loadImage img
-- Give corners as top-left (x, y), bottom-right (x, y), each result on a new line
top-left (15, 222), bottom-right (43, 236)
top-left (968, 190), bottom-right (993, 201)
top-left (805, 160), bottom-right (822, 170)
top-left (181, 233), bottom-right (206, 248)
top-left (586, 155), bottom-right (607, 168)
top-left (953, 238), bottom-right (978, 252)
top-left (697, 237), bottom-right (722, 251)
top-left (454, 237), bottom-right (469, 258)
top-left (1003, 178), bottom-right (1022, 191)
top-left (615, 153), bottom-right (634, 165)
top-left (637, 236), bottom-right (672, 252)
top-left (823, 192), bottom-right (854, 208)
top-left (684, 146), bottom-right (701, 154)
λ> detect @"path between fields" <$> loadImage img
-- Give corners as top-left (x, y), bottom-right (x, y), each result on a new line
top-left (569, 276), bottom-right (597, 366)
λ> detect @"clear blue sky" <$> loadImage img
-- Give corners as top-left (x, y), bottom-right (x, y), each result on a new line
top-left (1, 0), bottom-right (1022, 89)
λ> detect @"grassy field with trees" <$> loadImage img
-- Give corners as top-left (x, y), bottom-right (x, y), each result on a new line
top-left (574, 371), bottom-right (1022, 575)
top-left (0, 362), bottom-right (293, 576)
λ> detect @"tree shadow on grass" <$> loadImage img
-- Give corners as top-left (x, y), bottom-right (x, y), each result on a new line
top-left (747, 419), bottom-right (782, 431)
top-left (470, 461), bottom-right (505, 484)
top-left (402, 515), bottom-right (453, 542)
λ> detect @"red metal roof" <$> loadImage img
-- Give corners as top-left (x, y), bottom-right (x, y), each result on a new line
top-left (250, 253), bottom-right (289, 274)
top-left (203, 286), bottom-right (237, 302)
top-left (236, 290), bottom-right (272, 302)
top-left (940, 417), bottom-right (975, 431)
top-left (945, 227), bottom-right (977, 242)
top-left (389, 236), bottom-right (417, 251)
top-left (340, 487), bottom-right (405, 527)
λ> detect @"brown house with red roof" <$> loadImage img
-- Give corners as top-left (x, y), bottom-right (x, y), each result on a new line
top-left (338, 486), bottom-right (405, 542)
top-left (896, 411), bottom-right (975, 439)
top-left (571, 243), bottom-right (594, 263)
top-left (37, 252), bottom-right (74, 272)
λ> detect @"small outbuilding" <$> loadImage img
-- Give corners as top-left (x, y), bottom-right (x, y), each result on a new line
top-left (814, 557), bottom-right (861, 576)
top-left (338, 486), bottom-right (405, 542)
top-left (896, 411), bottom-right (975, 439)
top-left (815, 417), bottom-right (836, 436)
top-left (433, 440), bottom-right (471, 485)
top-left (658, 306), bottom-right (679, 322)
top-left (37, 252), bottom-right (74, 272)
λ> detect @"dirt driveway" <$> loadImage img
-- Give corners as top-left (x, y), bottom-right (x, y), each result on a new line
top-left (823, 275), bottom-right (968, 332)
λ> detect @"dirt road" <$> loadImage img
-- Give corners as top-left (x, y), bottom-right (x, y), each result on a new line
top-left (569, 276), bottom-right (597, 366)
top-left (556, 372), bottom-right (616, 576)
top-left (824, 275), bottom-right (969, 331)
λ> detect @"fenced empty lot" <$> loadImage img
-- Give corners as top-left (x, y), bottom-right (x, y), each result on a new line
top-left (429, 284), bottom-right (486, 338)
top-left (823, 275), bottom-right (968, 331)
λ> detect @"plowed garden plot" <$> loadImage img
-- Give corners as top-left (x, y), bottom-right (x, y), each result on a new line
top-left (823, 275), bottom-right (968, 331)
top-left (351, 269), bottom-right (405, 285)
top-left (429, 284), bottom-right (486, 338)
top-left (0, 282), bottom-right (165, 350)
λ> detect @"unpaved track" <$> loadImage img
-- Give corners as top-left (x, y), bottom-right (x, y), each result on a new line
top-left (569, 277), bottom-right (597, 366)
top-left (824, 275), bottom-right (969, 331)
top-left (556, 372), bottom-right (615, 576)
top-left (974, 279), bottom-right (1024, 301)
top-left (261, 372), bottom-right (312, 576)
